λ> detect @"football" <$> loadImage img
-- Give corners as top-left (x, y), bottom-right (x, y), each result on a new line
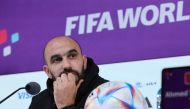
top-left (85, 81), bottom-right (148, 109)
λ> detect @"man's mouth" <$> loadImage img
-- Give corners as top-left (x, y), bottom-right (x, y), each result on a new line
top-left (60, 69), bottom-right (80, 78)
top-left (59, 69), bottom-right (81, 84)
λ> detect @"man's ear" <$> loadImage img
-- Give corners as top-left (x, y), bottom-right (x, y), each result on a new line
top-left (43, 65), bottom-right (52, 79)
top-left (83, 55), bottom-right (87, 70)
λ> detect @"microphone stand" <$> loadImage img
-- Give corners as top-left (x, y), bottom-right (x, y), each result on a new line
top-left (0, 87), bottom-right (25, 104)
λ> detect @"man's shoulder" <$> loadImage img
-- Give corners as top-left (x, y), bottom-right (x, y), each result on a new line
top-left (29, 89), bottom-right (55, 109)
top-left (94, 75), bottom-right (109, 86)
top-left (31, 89), bottom-right (51, 102)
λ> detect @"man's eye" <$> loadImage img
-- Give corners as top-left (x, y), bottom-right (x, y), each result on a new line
top-left (52, 57), bottom-right (62, 63)
top-left (68, 53), bottom-right (77, 59)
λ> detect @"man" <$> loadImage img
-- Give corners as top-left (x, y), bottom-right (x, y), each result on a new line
top-left (29, 36), bottom-right (108, 109)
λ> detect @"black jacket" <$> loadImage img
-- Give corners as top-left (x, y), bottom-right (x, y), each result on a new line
top-left (29, 58), bottom-right (108, 109)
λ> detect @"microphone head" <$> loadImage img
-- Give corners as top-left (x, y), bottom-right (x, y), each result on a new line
top-left (25, 82), bottom-right (41, 95)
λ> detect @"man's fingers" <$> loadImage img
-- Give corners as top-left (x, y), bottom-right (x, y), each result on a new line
top-left (67, 73), bottom-right (76, 82)
top-left (61, 73), bottom-right (68, 83)
top-left (57, 77), bottom-right (61, 83)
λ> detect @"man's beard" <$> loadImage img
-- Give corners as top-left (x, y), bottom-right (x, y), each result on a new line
top-left (50, 66), bottom-right (85, 85)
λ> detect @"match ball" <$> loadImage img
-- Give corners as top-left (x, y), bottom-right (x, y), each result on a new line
top-left (85, 81), bottom-right (148, 109)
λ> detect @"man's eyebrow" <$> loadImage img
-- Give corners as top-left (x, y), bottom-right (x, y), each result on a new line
top-left (67, 49), bottom-right (78, 54)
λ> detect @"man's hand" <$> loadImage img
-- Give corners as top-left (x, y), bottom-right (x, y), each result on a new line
top-left (53, 73), bottom-right (84, 109)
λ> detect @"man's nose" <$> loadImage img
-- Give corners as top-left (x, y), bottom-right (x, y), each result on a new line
top-left (62, 58), bottom-right (71, 69)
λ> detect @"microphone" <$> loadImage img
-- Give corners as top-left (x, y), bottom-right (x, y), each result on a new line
top-left (25, 82), bottom-right (41, 95)
top-left (0, 82), bottom-right (41, 104)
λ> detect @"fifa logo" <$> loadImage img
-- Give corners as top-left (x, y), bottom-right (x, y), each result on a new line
top-left (0, 29), bottom-right (20, 57)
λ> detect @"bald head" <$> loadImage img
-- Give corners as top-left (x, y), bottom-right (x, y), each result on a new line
top-left (44, 36), bottom-right (82, 64)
